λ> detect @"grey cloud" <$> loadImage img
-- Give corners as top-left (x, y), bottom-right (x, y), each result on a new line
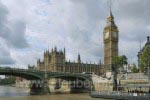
top-left (0, 1), bottom-right (28, 65)
top-left (0, 1), bottom-right (28, 49)
top-left (116, 0), bottom-right (150, 22)
top-left (114, 0), bottom-right (150, 42)
top-left (7, 20), bottom-right (28, 48)
top-left (70, 0), bottom-right (106, 20)
top-left (64, 0), bottom-right (107, 62)
top-left (0, 1), bottom-right (8, 24)
top-left (0, 42), bottom-right (15, 64)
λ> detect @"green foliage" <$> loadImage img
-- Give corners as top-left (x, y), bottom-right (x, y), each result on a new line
top-left (139, 61), bottom-right (145, 72)
top-left (132, 63), bottom-right (138, 73)
top-left (112, 55), bottom-right (128, 91)
top-left (113, 55), bottom-right (128, 68)
top-left (140, 45), bottom-right (150, 71)
top-left (0, 76), bottom-right (16, 84)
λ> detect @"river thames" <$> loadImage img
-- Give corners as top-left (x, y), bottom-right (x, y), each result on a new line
top-left (0, 86), bottom-right (111, 100)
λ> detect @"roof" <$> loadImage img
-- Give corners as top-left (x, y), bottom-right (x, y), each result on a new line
top-left (108, 8), bottom-right (114, 18)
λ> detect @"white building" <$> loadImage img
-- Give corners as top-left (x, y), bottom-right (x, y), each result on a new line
top-left (121, 64), bottom-right (134, 73)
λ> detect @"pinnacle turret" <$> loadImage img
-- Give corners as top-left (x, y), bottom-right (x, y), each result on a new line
top-left (146, 36), bottom-right (150, 45)
top-left (77, 54), bottom-right (81, 63)
top-left (63, 48), bottom-right (66, 54)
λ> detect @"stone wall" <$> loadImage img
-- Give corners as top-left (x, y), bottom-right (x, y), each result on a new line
top-left (15, 80), bottom-right (30, 88)
top-left (92, 75), bottom-right (114, 92)
top-left (93, 82), bottom-right (113, 92)
top-left (48, 78), bottom-right (71, 93)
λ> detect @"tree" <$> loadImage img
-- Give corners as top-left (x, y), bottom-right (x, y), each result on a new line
top-left (113, 55), bottom-right (128, 69)
top-left (112, 55), bottom-right (128, 90)
top-left (0, 76), bottom-right (16, 85)
top-left (132, 63), bottom-right (138, 73)
top-left (140, 45), bottom-right (150, 72)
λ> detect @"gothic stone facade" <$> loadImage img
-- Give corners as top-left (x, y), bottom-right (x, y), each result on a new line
top-left (34, 47), bottom-right (103, 75)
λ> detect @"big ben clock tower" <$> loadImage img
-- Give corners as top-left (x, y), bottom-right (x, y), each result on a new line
top-left (103, 9), bottom-right (119, 72)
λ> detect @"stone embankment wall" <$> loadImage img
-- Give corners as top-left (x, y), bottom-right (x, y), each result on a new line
top-left (92, 75), bottom-right (114, 92)
top-left (15, 80), bottom-right (30, 88)
top-left (48, 78), bottom-right (71, 93)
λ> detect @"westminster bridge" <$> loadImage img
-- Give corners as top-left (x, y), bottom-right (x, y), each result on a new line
top-left (0, 67), bottom-right (93, 94)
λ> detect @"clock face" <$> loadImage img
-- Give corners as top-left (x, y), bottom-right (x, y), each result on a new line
top-left (113, 32), bottom-right (117, 37)
top-left (105, 32), bottom-right (109, 39)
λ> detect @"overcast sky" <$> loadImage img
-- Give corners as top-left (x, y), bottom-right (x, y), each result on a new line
top-left (0, 0), bottom-right (149, 68)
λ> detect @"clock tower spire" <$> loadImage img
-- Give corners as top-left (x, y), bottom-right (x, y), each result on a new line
top-left (103, 8), bottom-right (119, 72)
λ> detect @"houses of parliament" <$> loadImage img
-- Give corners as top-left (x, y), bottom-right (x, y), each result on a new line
top-left (30, 9), bottom-right (119, 75)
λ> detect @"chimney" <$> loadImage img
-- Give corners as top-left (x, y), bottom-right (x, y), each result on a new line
top-left (147, 36), bottom-right (150, 43)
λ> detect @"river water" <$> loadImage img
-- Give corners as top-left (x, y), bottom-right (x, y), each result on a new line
top-left (0, 86), bottom-right (110, 100)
